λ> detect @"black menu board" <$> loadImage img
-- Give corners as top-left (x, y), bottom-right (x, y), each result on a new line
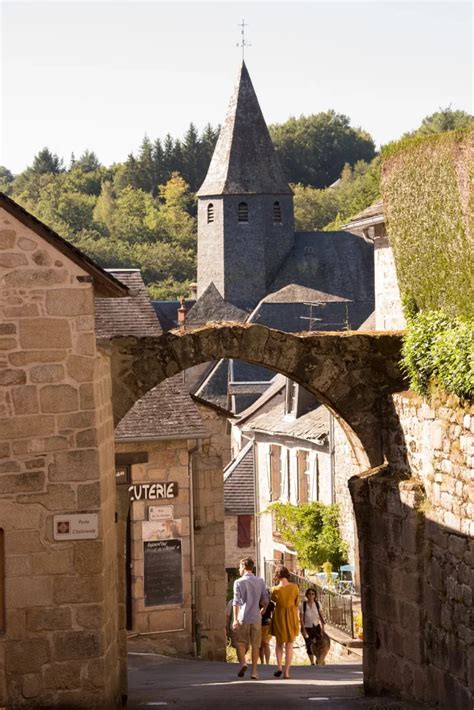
top-left (144, 539), bottom-right (183, 607)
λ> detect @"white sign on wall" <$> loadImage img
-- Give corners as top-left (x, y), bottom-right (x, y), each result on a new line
top-left (148, 505), bottom-right (174, 521)
top-left (53, 514), bottom-right (99, 540)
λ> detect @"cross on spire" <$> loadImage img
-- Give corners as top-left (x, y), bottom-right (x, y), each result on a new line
top-left (237, 19), bottom-right (251, 61)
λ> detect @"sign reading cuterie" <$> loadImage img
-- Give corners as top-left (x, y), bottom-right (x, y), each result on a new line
top-left (128, 482), bottom-right (178, 502)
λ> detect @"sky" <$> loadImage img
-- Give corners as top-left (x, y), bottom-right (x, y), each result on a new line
top-left (1, 0), bottom-right (472, 174)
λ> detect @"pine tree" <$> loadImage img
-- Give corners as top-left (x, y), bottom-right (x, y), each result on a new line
top-left (31, 147), bottom-right (64, 175)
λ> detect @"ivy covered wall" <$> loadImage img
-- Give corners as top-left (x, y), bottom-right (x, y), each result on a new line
top-left (381, 128), bottom-right (473, 319)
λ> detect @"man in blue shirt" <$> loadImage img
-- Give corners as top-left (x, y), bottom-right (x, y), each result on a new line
top-left (233, 557), bottom-right (269, 680)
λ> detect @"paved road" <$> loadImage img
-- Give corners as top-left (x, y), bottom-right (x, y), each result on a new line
top-left (127, 653), bottom-right (423, 709)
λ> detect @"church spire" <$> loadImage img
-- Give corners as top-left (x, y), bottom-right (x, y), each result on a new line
top-left (197, 62), bottom-right (291, 196)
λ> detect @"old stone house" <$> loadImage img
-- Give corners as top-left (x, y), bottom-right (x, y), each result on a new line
top-left (96, 269), bottom-right (229, 660)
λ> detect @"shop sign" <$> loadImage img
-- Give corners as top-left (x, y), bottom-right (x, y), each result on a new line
top-left (53, 513), bottom-right (99, 540)
top-left (128, 482), bottom-right (178, 502)
top-left (148, 505), bottom-right (174, 521)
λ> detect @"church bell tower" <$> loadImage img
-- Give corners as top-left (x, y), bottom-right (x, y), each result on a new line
top-left (196, 62), bottom-right (295, 311)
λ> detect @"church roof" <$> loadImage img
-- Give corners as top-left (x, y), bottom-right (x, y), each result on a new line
top-left (186, 283), bottom-right (248, 325)
top-left (196, 62), bottom-right (291, 197)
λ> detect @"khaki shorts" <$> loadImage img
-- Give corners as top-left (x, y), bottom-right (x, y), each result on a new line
top-left (234, 621), bottom-right (262, 649)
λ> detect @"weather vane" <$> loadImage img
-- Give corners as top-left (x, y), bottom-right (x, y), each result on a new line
top-left (237, 19), bottom-right (251, 61)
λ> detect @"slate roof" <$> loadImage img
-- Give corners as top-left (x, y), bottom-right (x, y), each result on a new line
top-left (224, 441), bottom-right (255, 515)
top-left (197, 62), bottom-right (291, 197)
top-left (242, 401), bottom-right (329, 445)
top-left (343, 200), bottom-right (384, 228)
top-left (152, 300), bottom-right (196, 332)
top-left (194, 358), bottom-right (230, 410)
top-left (0, 192), bottom-right (127, 298)
top-left (115, 373), bottom-right (206, 441)
top-left (270, 231), bottom-right (374, 306)
top-left (95, 269), bottom-right (162, 338)
top-left (186, 283), bottom-right (248, 326)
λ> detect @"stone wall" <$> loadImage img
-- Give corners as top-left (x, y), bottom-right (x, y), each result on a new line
top-left (115, 439), bottom-right (193, 656)
top-left (192, 403), bottom-right (228, 661)
top-left (351, 391), bottom-right (473, 709)
top-left (0, 211), bottom-right (121, 707)
top-left (333, 418), bottom-right (359, 582)
top-left (224, 515), bottom-right (255, 570)
top-left (374, 236), bottom-right (405, 331)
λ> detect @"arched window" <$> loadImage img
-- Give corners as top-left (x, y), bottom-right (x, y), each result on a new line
top-left (273, 201), bottom-right (282, 224)
top-left (238, 202), bottom-right (249, 223)
top-left (207, 203), bottom-right (214, 223)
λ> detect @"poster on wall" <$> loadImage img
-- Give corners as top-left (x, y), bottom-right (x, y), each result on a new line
top-left (142, 519), bottom-right (182, 541)
top-left (144, 539), bottom-right (183, 607)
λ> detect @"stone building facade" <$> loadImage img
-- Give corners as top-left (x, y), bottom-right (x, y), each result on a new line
top-left (0, 194), bottom-right (127, 707)
top-left (353, 390), bottom-right (473, 708)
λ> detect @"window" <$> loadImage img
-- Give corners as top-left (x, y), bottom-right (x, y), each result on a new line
top-left (238, 202), bottom-right (248, 222)
top-left (273, 201), bottom-right (282, 224)
top-left (207, 203), bottom-right (214, 223)
top-left (237, 515), bottom-right (252, 547)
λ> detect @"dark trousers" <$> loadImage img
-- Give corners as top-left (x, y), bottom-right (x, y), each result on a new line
top-left (304, 625), bottom-right (322, 658)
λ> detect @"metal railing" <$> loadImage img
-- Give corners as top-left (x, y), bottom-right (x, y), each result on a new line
top-left (264, 559), bottom-right (355, 639)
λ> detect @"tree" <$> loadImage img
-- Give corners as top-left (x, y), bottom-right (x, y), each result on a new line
top-left (270, 111), bottom-right (376, 188)
top-left (155, 173), bottom-right (196, 250)
top-left (31, 147), bottom-right (64, 175)
top-left (410, 107), bottom-right (474, 137)
top-left (74, 150), bottom-right (101, 172)
top-left (269, 501), bottom-right (348, 570)
top-left (293, 183), bottom-right (340, 231)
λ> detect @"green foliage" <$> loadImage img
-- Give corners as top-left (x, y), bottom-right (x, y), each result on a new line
top-left (31, 147), bottom-right (64, 175)
top-left (381, 128), bottom-right (473, 319)
top-left (401, 310), bottom-right (474, 400)
top-left (405, 106), bottom-right (474, 138)
top-left (270, 111), bottom-right (376, 188)
top-left (268, 501), bottom-right (348, 570)
top-left (293, 158), bottom-right (381, 231)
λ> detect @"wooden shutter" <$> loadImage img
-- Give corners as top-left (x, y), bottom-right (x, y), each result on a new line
top-left (270, 445), bottom-right (281, 501)
top-left (237, 515), bottom-right (252, 547)
top-left (298, 450), bottom-right (308, 503)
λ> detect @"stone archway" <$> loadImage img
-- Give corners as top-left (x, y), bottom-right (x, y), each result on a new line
top-left (101, 322), bottom-right (405, 469)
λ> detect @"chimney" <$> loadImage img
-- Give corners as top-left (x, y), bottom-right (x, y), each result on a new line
top-left (177, 297), bottom-right (186, 332)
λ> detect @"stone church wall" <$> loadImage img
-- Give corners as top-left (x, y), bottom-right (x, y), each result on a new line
top-left (0, 210), bottom-right (121, 707)
top-left (351, 391), bottom-right (473, 709)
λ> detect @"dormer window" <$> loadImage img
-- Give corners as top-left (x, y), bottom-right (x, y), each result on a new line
top-left (273, 201), bottom-right (282, 224)
top-left (207, 203), bottom-right (214, 223)
top-left (238, 202), bottom-right (249, 223)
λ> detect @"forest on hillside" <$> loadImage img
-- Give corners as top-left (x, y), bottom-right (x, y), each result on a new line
top-left (1, 107), bottom-right (472, 300)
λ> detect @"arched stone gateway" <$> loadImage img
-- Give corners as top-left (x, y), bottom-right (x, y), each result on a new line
top-left (101, 322), bottom-right (405, 469)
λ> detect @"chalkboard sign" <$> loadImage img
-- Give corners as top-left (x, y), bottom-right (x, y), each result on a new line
top-left (144, 539), bottom-right (183, 607)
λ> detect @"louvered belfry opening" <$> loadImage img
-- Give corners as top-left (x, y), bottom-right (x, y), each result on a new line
top-left (207, 203), bottom-right (214, 223)
top-left (273, 201), bottom-right (282, 224)
top-left (238, 201), bottom-right (249, 222)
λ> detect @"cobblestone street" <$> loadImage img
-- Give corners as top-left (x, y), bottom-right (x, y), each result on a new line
top-left (127, 653), bottom-right (424, 709)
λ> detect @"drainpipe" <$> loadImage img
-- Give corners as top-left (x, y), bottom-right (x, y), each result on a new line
top-left (251, 435), bottom-right (260, 575)
top-left (329, 414), bottom-right (335, 504)
top-left (188, 441), bottom-right (200, 657)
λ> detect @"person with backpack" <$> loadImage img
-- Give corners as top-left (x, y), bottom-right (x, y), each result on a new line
top-left (299, 587), bottom-right (326, 665)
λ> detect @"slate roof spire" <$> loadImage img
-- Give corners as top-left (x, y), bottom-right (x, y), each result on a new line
top-left (197, 62), bottom-right (291, 196)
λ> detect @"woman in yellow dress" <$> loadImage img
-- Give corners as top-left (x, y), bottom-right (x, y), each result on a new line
top-left (271, 565), bottom-right (300, 679)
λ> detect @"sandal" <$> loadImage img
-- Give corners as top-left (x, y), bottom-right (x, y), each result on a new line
top-left (237, 664), bottom-right (247, 678)
top-left (273, 670), bottom-right (282, 678)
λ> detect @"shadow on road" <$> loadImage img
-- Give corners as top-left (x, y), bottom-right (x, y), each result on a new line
top-left (127, 653), bottom-right (422, 709)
